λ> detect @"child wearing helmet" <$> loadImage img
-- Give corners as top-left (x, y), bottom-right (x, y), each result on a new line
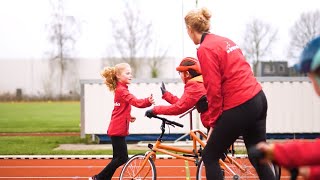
top-left (256, 36), bottom-right (320, 180)
top-left (145, 57), bottom-right (211, 130)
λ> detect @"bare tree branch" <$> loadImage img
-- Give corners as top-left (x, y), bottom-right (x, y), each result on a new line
top-left (242, 18), bottom-right (278, 75)
top-left (288, 10), bottom-right (320, 59)
top-left (109, 1), bottom-right (167, 78)
top-left (46, 0), bottom-right (80, 97)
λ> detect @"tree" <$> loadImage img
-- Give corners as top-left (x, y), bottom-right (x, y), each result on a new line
top-left (46, 0), bottom-right (80, 97)
top-left (288, 10), bottom-right (320, 60)
top-left (242, 18), bottom-right (278, 75)
top-left (109, 1), bottom-right (167, 78)
top-left (148, 42), bottom-right (168, 78)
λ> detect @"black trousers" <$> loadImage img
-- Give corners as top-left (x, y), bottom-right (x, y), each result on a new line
top-left (97, 136), bottom-right (128, 180)
top-left (202, 90), bottom-right (276, 180)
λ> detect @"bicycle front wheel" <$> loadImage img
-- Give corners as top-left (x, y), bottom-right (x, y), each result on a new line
top-left (119, 154), bottom-right (157, 180)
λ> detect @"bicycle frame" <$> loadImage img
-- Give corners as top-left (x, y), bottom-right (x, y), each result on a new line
top-left (130, 117), bottom-right (247, 179)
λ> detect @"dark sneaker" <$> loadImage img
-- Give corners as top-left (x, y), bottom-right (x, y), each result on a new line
top-left (88, 175), bottom-right (98, 180)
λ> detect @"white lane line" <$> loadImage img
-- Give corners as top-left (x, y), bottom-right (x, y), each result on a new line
top-left (0, 165), bottom-right (194, 168)
top-left (0, 176), bottom-right (195, 179)
top-left (0, 155), bottom-right (180, 159)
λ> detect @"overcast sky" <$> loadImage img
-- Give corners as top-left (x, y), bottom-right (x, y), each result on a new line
top-left (0, 0), bottom-right (319, 66)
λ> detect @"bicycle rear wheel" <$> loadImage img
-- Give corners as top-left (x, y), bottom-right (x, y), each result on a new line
top-left (269, 162), bottom-right (281, 180)
top-left (233, 156), bottom-right (281, 180)
top-left (119, 154), bottom-right (156, 180)
top-left (196, 159), bottom-right (240, 180)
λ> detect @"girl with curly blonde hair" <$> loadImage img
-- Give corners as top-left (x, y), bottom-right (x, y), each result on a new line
top-left (90, 63), bottom-right (154, 180)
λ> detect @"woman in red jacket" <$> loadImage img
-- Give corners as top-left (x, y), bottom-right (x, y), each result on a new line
top-left (184, 8), bottom-right (276, 180)
top-left (90, 63), bottom-right (154, 180)
top-left (145, 57), bottom-right (210, 130)
top-left (256, 36), bottom-right (320, 180)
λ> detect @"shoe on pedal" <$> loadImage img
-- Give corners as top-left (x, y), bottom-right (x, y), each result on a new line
top-left (88, 175), bottom-right (98, 180)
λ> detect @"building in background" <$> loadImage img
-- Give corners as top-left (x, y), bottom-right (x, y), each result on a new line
top-left (256, 61), bottom-right (290, 76)
top-left (0, 58), bottom-right (178, 97)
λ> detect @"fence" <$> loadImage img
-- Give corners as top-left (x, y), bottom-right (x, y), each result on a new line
top-left (80, 77), bottom-right (320, 139)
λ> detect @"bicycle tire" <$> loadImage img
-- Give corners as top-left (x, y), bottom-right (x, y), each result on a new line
top-left (196, 159), bottom-right (240, 180)
top-left (233, 157), bottom-right (281, 180)
top-left (269, 162), bottom-right (281, 180)
top-left (232, 156), bottom-right (256, 179)
top-left (119, 153), bottom-right (157, 180)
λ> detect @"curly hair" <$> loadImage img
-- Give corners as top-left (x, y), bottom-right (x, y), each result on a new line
top-left (184, 7), bottom-right (212, 33)
top-left (100, 63), bottom-right (130, 92)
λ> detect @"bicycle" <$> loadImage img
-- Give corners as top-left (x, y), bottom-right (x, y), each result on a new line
top-left (119, 114), bottom-right (280, 180)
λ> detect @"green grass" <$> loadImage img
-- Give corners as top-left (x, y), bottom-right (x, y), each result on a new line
top-left (0, 102), bottom-right (80, 133)
top-left (0, 136), bottom-right (145, 155)
top-left (0, 102), bottom-right (105, 155)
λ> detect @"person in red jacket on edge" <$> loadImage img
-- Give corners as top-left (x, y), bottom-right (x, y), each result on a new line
top-left (256, 36), bottom-right (320, 180)
top-left (90, 63), bottom-right (154, 180)
top-left (145, 57), bottom-right (211, 130)
top-left (183, 7), bottom-right (276, 180)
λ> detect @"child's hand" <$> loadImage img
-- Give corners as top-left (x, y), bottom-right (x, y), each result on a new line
top-left (130, 116), bottom-right (136, 123)
top-left (145, 109), bottom-right (155, 118)
top-left (256, 142), bottom-right (275, 162)
top-left (148, 94), bottom-right (155, 105)
top-left (160, 81), bottom-right (167, 95)
top-left (299, 166), bottom-right (311, 179)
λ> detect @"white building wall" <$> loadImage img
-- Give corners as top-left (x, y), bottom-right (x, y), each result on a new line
top-left (0, 59), bottom-right (48, 95)
top-left (0, 58), bottom-right (178, 95)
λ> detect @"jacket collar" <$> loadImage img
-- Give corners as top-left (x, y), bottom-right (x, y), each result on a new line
top-left (117, 81), bottom-right (128, 88)
top-left (189, 75), bottom-right (203, 83)
top-left (200, 33), bottom-right (209, 44)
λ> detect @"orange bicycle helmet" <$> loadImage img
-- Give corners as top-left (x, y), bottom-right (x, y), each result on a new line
top-left (176, 57), bottom-right (202, 74)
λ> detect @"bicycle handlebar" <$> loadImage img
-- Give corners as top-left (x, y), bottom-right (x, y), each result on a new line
top-left (150, 114), bottom-right (184, 128)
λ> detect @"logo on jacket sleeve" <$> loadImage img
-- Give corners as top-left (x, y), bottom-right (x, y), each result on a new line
top-left (225, 41), bottom-right (239, 53)
top-left (114, 102), bottom-right (120, 106)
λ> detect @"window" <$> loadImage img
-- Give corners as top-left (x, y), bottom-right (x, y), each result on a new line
top-left (278, 64), bottom-right (285, 73)
top-left (264, 63), bottom-right (275, 74)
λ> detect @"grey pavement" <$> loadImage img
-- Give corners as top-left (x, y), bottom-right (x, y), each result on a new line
top-left (54, 141), bottom-right (198, 151)
top-left (54, 143), bottom-right (149, 151)
top-left (54, 139), bottom-right (286, 151)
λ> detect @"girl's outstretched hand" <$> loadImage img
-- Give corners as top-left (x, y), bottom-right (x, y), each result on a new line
top-left (148, 94), bottom-right (155, 105)
top-left (130, 116), bottom-right (136, 123)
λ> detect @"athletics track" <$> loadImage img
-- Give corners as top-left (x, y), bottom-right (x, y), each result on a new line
top-left (0, 155), bottom-right (297, 180)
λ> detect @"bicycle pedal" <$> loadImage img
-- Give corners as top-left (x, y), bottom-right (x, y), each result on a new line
top-left (148, 144), bottom-right (153, 149)
top-left (183, 154), bottom-right (197, 158)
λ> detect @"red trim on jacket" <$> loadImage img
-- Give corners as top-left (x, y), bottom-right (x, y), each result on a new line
top-left (197, 34), bottom-right (262, 127)
top-left (152, 77), bottom-right (210, 129)
top-left (107, 82), bottom-right (152, 136)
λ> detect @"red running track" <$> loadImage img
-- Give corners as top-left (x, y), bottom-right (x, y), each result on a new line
top-left (0, 156), bottom-right (300, 180)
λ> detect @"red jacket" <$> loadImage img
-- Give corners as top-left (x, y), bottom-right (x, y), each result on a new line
top-left (152, 76), bottom-right (210, 129)
top-left (197, 34), bottom-right (262, 127)
top-left (107, 82), bottom-right (152, 137)
top-left (274, 139), bottom-right (320, 180)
